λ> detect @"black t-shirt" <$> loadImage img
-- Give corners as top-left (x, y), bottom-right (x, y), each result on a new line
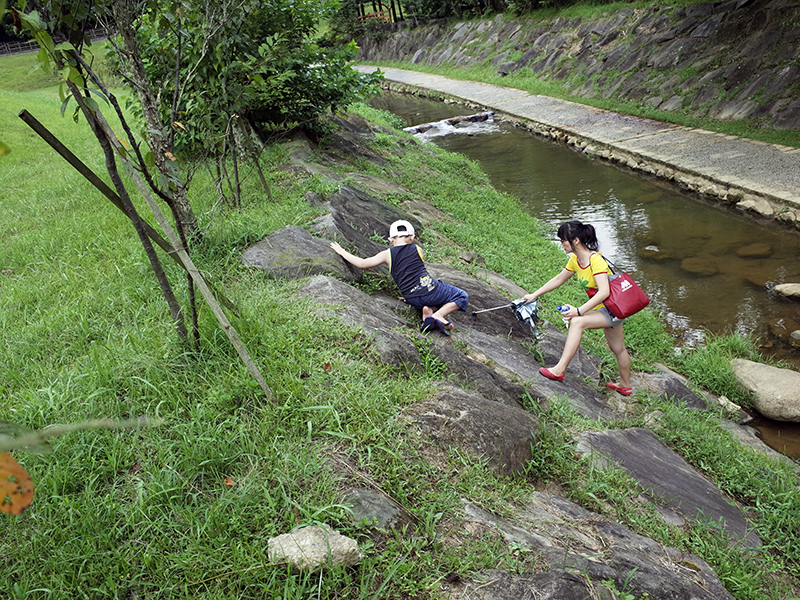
top-left (389, 243), bottom-right (438, 298)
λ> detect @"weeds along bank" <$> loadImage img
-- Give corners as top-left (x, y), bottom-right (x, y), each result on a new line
top-left (2, 55), bottom-right (799, 598)
top-left (357, 0), bottom-right (800, 146)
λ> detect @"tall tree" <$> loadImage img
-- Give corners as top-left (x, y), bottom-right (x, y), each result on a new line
top-left (7, 0), bottom-right (274, 398)
top-left (109, 0), bottom-right (200, 239)
top-left (120, 0), bottom-right (381, 205)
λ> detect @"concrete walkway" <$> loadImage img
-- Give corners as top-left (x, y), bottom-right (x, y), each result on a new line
top-left (356, 66), bottom-right (800, 227)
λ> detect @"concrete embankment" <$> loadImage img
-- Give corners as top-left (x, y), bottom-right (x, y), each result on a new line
top-left (358, 65), bottom-right (800, 230)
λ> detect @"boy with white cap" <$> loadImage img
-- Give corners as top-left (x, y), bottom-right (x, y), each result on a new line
top-left (330, 220), bottom-right (469, 335)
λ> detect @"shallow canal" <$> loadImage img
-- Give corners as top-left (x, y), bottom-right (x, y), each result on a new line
top-left (370, 92), bottom-right (800, 459)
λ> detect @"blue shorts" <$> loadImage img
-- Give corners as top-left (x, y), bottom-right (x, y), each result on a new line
top-left (404, 281), bottom-right (469, 312)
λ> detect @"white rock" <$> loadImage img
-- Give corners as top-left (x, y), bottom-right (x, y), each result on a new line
top-left (268, 525), bottom-right (360, 572)
top-left (731, 358), bottom-right (800, 422)
top-left (773, 283), bottom-right (800, 299)
top-left (717, 395), bottom-right (742, 414)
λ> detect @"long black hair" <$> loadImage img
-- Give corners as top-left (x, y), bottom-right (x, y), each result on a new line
top-left (557, 220), bottom-right (599, 251)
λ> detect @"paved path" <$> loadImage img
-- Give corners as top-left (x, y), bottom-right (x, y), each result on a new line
top-left (356, 66), bottom-right (800, 220)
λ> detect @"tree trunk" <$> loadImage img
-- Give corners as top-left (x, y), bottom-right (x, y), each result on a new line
top-left (110, 0), bottom-right (201, 242)
top-left (67, 81), bottom-right (187, 341)
top-left (230, 128), bottom-right (242, 207)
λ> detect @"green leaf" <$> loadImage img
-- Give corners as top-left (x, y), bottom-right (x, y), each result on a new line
top-left (84, 96), bottom-right (99, 113)
top-left (19, 10), bottom-right (46, 31)
top-left (68, 67), bottom-right (85, 88)
top-left (0, 142), bottom-right (10, 156)
top-left (60, 95), bottom-right (71, 118)
top-left (86, 88), bottom-right (110, 105)
top-left (37, 47), bottom-right (50, 70)
top-left (37, 30), bottom-right (55, 54)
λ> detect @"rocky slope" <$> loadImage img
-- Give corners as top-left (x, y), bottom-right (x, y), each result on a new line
top-left (241, 113), bottom-right (799, 599)
top-left (358, 0), bottom-right (800, 133)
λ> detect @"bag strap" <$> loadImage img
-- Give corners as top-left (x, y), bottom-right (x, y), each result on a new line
top-left (603, 255), bottom-right (620, 274)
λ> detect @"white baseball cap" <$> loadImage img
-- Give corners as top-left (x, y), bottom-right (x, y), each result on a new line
top-left (389, 220), bottom-right (415, 238)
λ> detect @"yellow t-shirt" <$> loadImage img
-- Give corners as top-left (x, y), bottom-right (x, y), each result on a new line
top-left (565, 252), bottom-right (609, 306)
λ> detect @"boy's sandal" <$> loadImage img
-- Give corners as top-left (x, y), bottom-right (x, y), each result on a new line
top-left (434, 320), bottom-right (451, 336)
top-left (606, 382), bottom-right (633, 396)
top-left (420, 316), bottom-right (436, 333)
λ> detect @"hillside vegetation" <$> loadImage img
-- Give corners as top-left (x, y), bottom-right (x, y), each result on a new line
top-left (1, 50), bottom-right (799, 599)
top-left (357, 0), bottom-right (800, 148)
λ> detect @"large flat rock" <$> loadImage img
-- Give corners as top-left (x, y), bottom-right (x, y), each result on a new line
top-left (576, 427), bottom-right (761, 547)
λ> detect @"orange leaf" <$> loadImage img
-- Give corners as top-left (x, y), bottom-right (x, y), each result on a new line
top-left (172, 121), bottom-right (186, 131)
top-left (0, 452), bottom-right (34, 515)
top-left (165, 152), bottom-right (176, 161)
top-left (223, 477), bottom-right (235, 487)
top-left (115, 136), bottom-right (130, 150)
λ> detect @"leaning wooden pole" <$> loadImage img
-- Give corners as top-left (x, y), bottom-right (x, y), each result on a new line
top-left (19, 109), bottom-right (272, 401)
top-left (97, 112), bottom-right (273, 401)
top-left (18, 110), bottom-right (238, 316)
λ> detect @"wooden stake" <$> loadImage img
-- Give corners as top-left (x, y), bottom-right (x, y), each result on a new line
top-left (19, 109), bottom-right (272, 400)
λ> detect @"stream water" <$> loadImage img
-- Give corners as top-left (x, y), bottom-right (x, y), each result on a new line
top-left (370, 92), bottom-right (800, 460)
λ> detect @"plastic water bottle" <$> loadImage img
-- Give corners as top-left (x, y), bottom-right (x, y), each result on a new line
top-left (557, 305), bottom-right (572, 327)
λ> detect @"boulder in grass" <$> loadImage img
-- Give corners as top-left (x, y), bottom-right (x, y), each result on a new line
top-left (576, 427), bottom-right (761, 547)
top-left (343, 488), bottom-right (416, 531)
top-left (242, 225), bottom-right (362, 282)
top-left (731, 358), bottom-right (800, 422)
top-left (403, 384), bottom-right (540, 477)
top-left (268, 525), bottom-right (360, 572)
top-left (463, 492), bottom-right (736, 600)
top-left (299, 275), bottom-right (423, 373)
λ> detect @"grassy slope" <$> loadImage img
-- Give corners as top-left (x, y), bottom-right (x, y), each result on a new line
top-left (1, 50), bottom-right (798, 600)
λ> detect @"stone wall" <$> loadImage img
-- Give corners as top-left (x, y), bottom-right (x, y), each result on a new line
top-left (359, 0), bottom-right (800, 132)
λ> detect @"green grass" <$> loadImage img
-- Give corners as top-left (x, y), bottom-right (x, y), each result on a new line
top-left (0, 52), bottom-right (62, 92)
top-left (674, 333), bottom-right (764, 406)
top-left (508, 0), bottom-right (719, 21)
top-left (2, 50), bottom-right (799, 600)
top-left (651, 399), bottom-right (800, 600)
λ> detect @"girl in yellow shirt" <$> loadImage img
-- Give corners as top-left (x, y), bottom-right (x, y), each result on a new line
top-left (522, 220), bottom-right (632, 395)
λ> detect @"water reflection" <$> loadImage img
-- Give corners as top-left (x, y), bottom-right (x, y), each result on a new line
top-left (371, 93), bottom-right (800, 368)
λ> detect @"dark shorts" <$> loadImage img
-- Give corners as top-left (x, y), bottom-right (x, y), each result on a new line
top-left (404, 281), bottom-right (469, 312)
